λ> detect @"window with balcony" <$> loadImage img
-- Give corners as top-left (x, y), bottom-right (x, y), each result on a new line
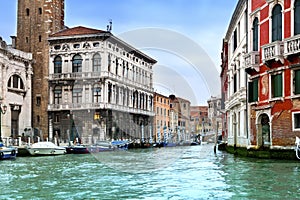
top-left (54, 86), bottom-right (62, 104)
top-left (271, 73), bottom-right (282, 98)
top-left (295, 0), bottom-right (300, 35)
top-left (253, 17), bottom-right (259, 51)
top-left (272, 4), bottom-right (282, 42)
top-left (72, 85), bottom-right (82, 103)
top-left (248, 78), bottom-right (259, 102)
top-left (294, 69), bottom-right (300, 95)
top-left (54, 56), bottom-right (62, 73)
top-left (93, 84), bottom-right (101, 103)
top-left (72, 54), bottom-right (82, 73)
top-left (92, 53), bottom-right (101, 72)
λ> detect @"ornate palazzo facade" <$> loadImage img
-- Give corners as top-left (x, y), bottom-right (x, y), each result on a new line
top-left (47, 26), bottom-right (156, 144)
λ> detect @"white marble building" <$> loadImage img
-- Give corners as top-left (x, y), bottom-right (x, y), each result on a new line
top-left (47, 26), bottom-right (156, 144)
top-left (224, 0), bottom-right (249, 148)
top-left (0, 37), bottom-right (33, 141)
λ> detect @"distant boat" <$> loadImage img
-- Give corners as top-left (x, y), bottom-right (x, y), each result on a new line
top-left (0, 142), bottom-right (17, 160)
top-left (66, 144), bottom-right (89, 154)
top-left (153, 142), bottom-right (176, 148)
top-left (111, 140), bottom-right (128, 150)
top-left (26, 142), bottom-right (66, 156)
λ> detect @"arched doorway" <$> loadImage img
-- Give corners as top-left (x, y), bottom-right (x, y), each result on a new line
top-left (258, 114), bottom-right (270, 147)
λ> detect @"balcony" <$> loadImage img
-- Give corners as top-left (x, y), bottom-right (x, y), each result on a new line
top-left (48, 103), bottom-right (155, 116)
top-left (261, 41), bottom-right (284, 64)
top-left (48, 71), bottom-right (153, 92)
top-left (284, 34), bottom-right (300, 58)
top-left (244, 51), bottom-right (260, 74)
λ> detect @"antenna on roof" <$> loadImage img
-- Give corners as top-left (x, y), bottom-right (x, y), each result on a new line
top-left (107, 19), bottom-right (112, 32)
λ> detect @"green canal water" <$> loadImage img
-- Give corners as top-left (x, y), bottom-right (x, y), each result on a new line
top-left (0, 144), bottom-right (299, 200)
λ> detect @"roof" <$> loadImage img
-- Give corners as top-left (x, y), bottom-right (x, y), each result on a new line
top-left (49, 25), bottom-right (157, 64)
top-left (50, 26), bottom-right (108, 37)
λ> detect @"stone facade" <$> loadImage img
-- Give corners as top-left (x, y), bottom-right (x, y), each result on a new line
top-left (222, 0), bottom-right (300, 154)
top-left (169, 95), bottom-right (191, 143)
top-left (0, 37), bottom-right (33, 141)
top-left (47, 26), bottom-right (156, 144)
top-left (190, 106), bottom-right (211, 136)
top-left (16, 0), bottom-right (65, 139)
top-left (246, 0), bottom-right (300, 150)
top-left (222, 0), bottom-right (248, 148)
top-left (153, 92), bottom-right (170, 143)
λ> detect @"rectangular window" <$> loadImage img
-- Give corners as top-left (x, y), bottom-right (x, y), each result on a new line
top-left (234, 74), bottom-right (237, 93)
top-left (271, 73), bottom-right (282, 98)
top-left (249, 78), bottom-right (259, 102)
top-left (294, 69), bottom-right (300, 95)
top-left (36, 96), bottom-right (41, 106)
top-left (293, 112), bottom-right (300, 131)
top-left (54, 90), bottom-right (62, 104)
top-left (233, 29), bottom-right (237, 51)
top-left (72, 89), bottom-right (82, 103)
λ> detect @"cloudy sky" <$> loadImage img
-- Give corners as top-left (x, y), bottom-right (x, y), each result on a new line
top-left (0, 0), bottom-right (237, 105)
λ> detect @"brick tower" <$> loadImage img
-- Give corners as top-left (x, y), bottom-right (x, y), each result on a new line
top-left (16, 0), bottom-right (65, 139)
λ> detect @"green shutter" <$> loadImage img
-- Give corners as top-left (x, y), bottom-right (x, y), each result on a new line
top-left (253, 78), bottom-right (259, 101)
top-left (272, 74), bottom-right (282, 98)
top-left (248, 82), bottom-right (253, 102)
top-left (248, 78), bottom-right (259, 102)
top-left (273, 74), bottom-right (282, 97)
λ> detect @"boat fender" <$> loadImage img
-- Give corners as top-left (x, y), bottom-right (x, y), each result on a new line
top-left (0, 152), bottom-right (3, 159)
top-left (11, 150), bottom-right (16, 156)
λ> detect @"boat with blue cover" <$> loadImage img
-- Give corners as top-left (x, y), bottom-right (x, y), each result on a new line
top-left (0, 142), bottom-right (17, 160)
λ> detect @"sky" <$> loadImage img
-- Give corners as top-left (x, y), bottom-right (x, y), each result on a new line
top-left (0, 0), bottom-right (238, 105)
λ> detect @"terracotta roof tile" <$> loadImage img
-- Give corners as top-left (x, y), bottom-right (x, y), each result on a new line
top-left (50, 26), bottom-right (107, 37)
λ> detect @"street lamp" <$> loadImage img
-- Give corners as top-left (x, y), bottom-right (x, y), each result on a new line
top-left (0, 103), bottom-right (8, 142)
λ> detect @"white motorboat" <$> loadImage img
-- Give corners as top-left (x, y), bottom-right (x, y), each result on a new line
top-left (0, 142), bottom-right (17, 160)
top-left (26, 141), bottom-right (66, 156)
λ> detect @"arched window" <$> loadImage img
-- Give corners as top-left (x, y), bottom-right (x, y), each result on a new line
top-left (253, 17), bottom-right (259, 51)
top-left (54, 56), bottom-right (62, 73)
top-left (272, 4), bottom-right (282, 42)
top-left (26, 8), bottom-right (30, 16)
top-left (7, 75), bottom-right (24, 90)
top-left (295, 0), bottom-right (300, 35)
top-left (72, 54), bottom-right (82, 73)
top-left (93, 53), bottom-right (101, 72)
top-left (93, 84), bottom-right (101, 103)
top-left (54, 86), bottom-right (62, 104)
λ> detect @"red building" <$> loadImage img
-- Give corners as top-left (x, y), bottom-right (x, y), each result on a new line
top-left (245, 0), bottom-right (300, 151)
top-left (220, 39), bottom-right (229, 142)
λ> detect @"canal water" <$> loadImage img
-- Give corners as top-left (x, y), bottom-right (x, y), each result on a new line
top-left (0, 144), bottom-right (299, 199)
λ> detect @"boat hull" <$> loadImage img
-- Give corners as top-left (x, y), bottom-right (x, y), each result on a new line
top-left (0, 148), bottom-right (17, 160)
top-left (26, 142), bottom-right (66, 156)
top-left (66, 146), bottom-right (89, 154)
top-left (27, 148), bottom-right (66, 156)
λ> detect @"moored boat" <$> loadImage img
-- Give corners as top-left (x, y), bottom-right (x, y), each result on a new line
top-left (0, 142), bottom-right (17, 160)
top-left (66, 144), bottom-right (89, 154)
top-left (26, 141), bottom-right (66, 156)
